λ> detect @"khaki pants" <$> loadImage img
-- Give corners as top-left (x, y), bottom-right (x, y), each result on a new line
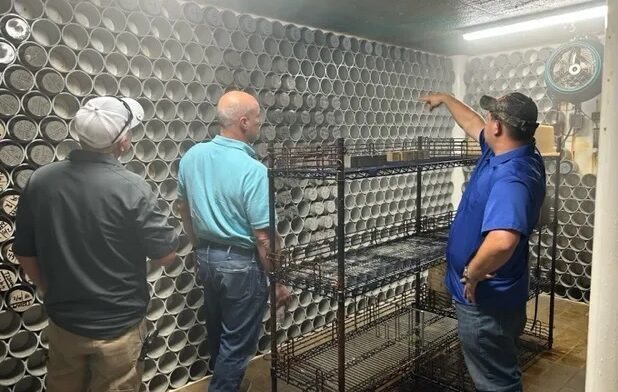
top-left (46, 319), bottom-right (147, 392)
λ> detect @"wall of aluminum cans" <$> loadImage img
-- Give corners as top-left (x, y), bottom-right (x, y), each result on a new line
top-left (0, 0), bottom-right (457, 390)
top-left (463, 49), bottom-right (596, 304)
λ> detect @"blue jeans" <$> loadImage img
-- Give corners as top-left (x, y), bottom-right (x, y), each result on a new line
top-left (455, 302), bottom-right (526, 392)
top-left (196, 246), bottom-right (268, 392)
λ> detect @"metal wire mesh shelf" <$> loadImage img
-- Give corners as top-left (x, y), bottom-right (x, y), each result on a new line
top-left (276, 295), bottom-right (459, 392)
top-left (520, 317), bottom-right (552, 351)
top-left (416, 285), bottom-right (457, 319)
top-left (392, 318), bottom-right (551, 392)
top-left (271, 213), bottom-right (452, 297)
top-left (268, 137), bottom-right (481, 179)
top-left (416, 273), bottom-right (553, 320)
top-left (529, 273), bottom-right (551, 300)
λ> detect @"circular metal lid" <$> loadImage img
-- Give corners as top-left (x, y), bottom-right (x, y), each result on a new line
top-left (0, 40), bottom-right (16, 65)
top-left (11, 165), bottom-right (34, 189)
top-left (3, 16), bottom-right (30, 42)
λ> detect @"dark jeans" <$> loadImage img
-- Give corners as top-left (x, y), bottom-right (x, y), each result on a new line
top-left (455, 302), bottom-right (527, 392)
top-left (196, 246), bottom-right (268, 392)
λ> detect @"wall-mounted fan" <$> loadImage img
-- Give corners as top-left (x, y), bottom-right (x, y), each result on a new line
top-left (544, 38), bottom-right (604, 104)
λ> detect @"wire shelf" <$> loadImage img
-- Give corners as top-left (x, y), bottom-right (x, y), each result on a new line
top-left (276, 296), bottom-right (459, 392)
top-left (271, 213), bottom-right (452, 297)
top-left (416, 285), bottom-right (456, 319)
top-left (416, 274), bottom-right (553, 319)
top-left (529, 273), bottom-right (551, 300)
top-left (392, 319), bottom-right (551, 392)
top-left (268, 138), bottom-right (481, 179)
top-left (521, 318), bottom-right (551, 350)
top-left (395, 337), bottom-right (474, 392)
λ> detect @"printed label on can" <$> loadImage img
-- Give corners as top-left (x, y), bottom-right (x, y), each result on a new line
top-left (2, 242), bottom-right (16, 264)
top-left (0, 266), bottom-right (17, 291)
top-left (0, 219), bottom-right (14, 242)
top-left (8, 287), bottom-right (35, 312)
top-left (1, 194), bottom-right (19, 217)
top-left (0, 170), bottom-right (8, 192)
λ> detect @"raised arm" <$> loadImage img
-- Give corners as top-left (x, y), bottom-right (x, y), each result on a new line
top-left (419, 93), bottom-right (485, 141)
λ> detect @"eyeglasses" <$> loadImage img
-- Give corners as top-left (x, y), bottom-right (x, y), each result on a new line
top-left (110, 97), bottom-right (133, 144)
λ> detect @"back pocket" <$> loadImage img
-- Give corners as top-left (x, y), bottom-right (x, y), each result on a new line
top-left (218, 265), bottom-right (255, 301)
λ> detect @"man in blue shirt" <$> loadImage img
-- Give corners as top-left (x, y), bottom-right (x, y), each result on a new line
top-left (177, 91), bottom-right (289, 391)
top-left (420, 92), bottom-right (545, 392)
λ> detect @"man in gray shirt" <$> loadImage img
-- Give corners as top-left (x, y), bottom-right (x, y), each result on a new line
top-left (14, 97), bottom-right (178, 392)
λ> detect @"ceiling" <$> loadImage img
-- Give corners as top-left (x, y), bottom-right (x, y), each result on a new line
top-left (201, 0), bottom-right (606, 54)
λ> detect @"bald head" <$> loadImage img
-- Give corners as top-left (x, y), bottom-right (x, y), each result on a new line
top-left (217, 91), bottom-right (259, 127)
top-left (216, 91), bottom-right (261, 143)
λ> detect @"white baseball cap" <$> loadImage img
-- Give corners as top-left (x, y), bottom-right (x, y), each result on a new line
top-left (74, 97), bottom-right (144, 149)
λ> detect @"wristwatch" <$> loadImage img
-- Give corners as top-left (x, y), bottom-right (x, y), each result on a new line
top-left (462, 265), bottom-right (473, 284)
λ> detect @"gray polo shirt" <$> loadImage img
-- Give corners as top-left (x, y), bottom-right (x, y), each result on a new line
top-left (14, 150), bottom-right (178, 339)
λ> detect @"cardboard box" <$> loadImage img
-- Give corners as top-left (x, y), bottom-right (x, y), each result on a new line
top-left (535, 124), bottom-right (558, 156)
top-left (386, 150), bottom-right (425, 162)
top-left (386, 151), bottom-right (403, 161)
top-left (344, 154), bottom-right (388, 168)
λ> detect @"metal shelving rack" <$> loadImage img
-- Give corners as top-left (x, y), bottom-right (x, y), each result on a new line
top-left (271, 214), bottom-right (450, 297)
top-left (267, 137), bottom-right (559, 391)
top-left (392, 317), bottom-right (552, 392)
top-left (275, 293), bottom-right (460, 392)
top-left (267, 137), bottom-right (482, 392)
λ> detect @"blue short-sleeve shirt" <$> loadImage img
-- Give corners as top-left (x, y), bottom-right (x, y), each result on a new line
top-left (445, 131), bottom-right (546, 308)
top-left (178, 135), bottom-right (269, 249)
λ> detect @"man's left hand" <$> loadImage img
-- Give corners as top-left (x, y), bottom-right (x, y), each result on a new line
top-left (460, 267), bottom-right (494, 304)
top-left (462, 279), bottom-right (479, 304)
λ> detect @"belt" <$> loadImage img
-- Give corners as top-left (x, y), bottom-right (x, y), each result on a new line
top-left (197, 240), bottom-right (256, 258)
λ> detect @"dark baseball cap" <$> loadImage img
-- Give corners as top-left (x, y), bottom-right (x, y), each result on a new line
top-left (480, 92), bottom-right (539, 131)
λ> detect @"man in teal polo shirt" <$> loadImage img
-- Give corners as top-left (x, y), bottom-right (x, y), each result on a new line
top-left (177, 91), bottom-right (289, 391)
top-left (420, 92), bottom-right (545, 392)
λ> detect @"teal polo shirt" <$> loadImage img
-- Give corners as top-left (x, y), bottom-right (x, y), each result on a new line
top-left (177, 135), bottom-right (269, 249)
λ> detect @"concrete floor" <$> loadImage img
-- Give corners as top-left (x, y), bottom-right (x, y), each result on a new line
top-left (176, 296), bottom-right (589, 392)
top-left (523, 297), bottom-right (588, 392)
